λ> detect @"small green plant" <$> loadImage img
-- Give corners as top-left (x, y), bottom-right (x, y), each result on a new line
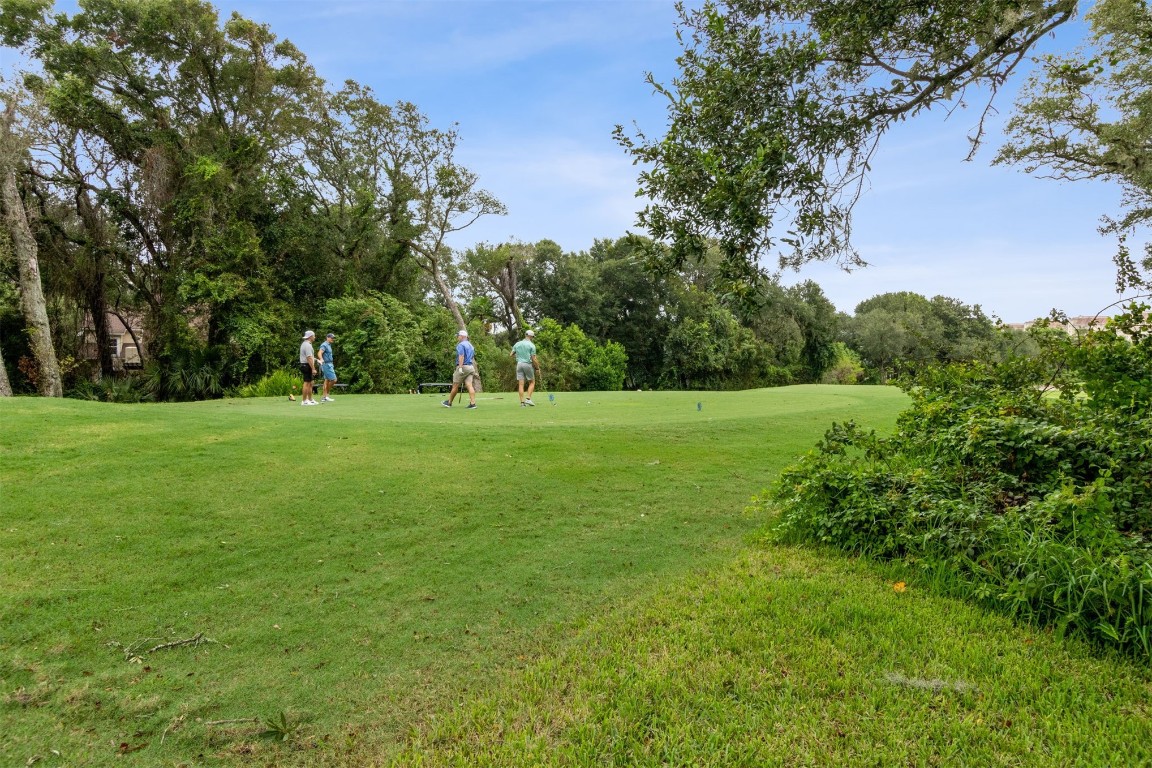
top-left (259, 711), bottom-right (297, 742)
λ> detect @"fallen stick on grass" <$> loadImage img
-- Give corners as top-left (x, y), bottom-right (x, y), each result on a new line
top-left (148, 632), bottom-right (209, 654)
top-left (204, 717), bottom-right (260, 726)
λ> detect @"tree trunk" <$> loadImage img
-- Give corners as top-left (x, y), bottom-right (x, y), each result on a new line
top-left (431, 264), bottom-right (467, 330)
top-left (2, 167), bottom-right (63, 397)
top-left (74, 186), bottom-right (114, 377)
top-left (109, 309), bottom-right (145, 366)
top-left (0, 344), bottom-right (12, 396)
top-left (510, 296), bottom-right (525, 336)
top-left (87, 285), bottom-right (112, 378)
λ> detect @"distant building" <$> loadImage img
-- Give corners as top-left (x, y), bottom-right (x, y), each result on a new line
top-left (1005, 312), bottom-right (1148, 339)
top-left (80, 311), bottom-right (145, 370)
top-left (1005, 315), bottom-right (1110, 336)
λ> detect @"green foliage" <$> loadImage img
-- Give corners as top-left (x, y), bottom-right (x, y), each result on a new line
top-left (762, 306), bottom-right (1152, 659)
top-left (319, 293), bottom-right (421, 393)
top-left (845, 292), bottom-right (1001, 382)
top-left (4, 0), bottom-right (325, 395)
top-left (67, 375), bottom-right (153, 403)
top-left (659, 289), bottom-right (783, 390)
top-left (583, 339), bottom-right (628, 391)
top-left (520, 237), bottom-right (672, 389)
top-left (616, 0), bottom-right (1078, 277)
top-left (235, 367), bottom-right (302, 398)
top-left (409, 305), bottom-right (458, 385)
top-left (144, 345), bottom-right (225, 402)
top-left (260, 711), bottom-right (299, 742)
top-left (820, 341), bottom-right (864, 384)
top-left (3, 0), bottom-right (502, 399)
top-left (518, 238), bottom-right (840, 390)
top-left (530, 317), bottom-right (628, 391)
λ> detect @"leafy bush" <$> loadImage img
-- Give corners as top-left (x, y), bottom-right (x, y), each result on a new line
top-left (532, 318), bottom-right (628, 391)
top-left (319, 293), bottom-right (422, 393)
top-left (583, 339), bottom-right (628, 391)
top-left (235, 368), bottom-right (303, 398)
top-left (145, 345), bottom-right (225, 401)
top-left (757, 305), bottom-right (1152, 659)
top-left (820, 342), bottom-right (864, 384)
top-left (659, 295), bottom-right (783, 390)
top-left (68, 375), bottom-right (153, 403)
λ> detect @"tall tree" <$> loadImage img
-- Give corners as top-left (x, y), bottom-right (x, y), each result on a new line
top-left (291, 83), bottom-right (422, 301)
top-left (462, 241), bottom-right (531, 336)
top-left (995, 0), bottom-right (1152, 294)
top-left (616, 0), bottom-right (1077, 280)
top-left (3, 0), bottom-right (323, 392)
top-left (846, 308), bottom-right (908, 383)
top-left (386, 102), bottom-right (506, 330)
top-left (784, 279), bottom-right (840, 382)
top-left (1, 100), bottom-right (61, 396)
top-left (293, 86), bottom-right (504, 330)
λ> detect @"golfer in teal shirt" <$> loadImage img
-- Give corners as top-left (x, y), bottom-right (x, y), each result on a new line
top-left (510, 329), bottom-right (539, 406)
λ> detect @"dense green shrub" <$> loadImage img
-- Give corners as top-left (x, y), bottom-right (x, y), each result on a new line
top-left (68, 374), bottom-right (154, 403)
top-left (820, 342), bottom-right (865, 384)
top-left (235, 368), bottom-right (303, 398)
top-left (532, 318), bottom-right (628, 391)
top-left (758, 305), bottom-right (1152, 659)
top-left (659, 294), bottom-right (786, 390)
top-left (144, 345), bottom-right (226, 401)
top-left (319, 293), bottom-right (422, 393)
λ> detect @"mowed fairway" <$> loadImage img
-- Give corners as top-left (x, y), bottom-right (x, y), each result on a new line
top-left (1, 386), bottom-right (906, 766)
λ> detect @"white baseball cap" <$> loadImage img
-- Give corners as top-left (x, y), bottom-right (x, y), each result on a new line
top-left (525, 329), bottom-right (535, 337)
top-left (302, 330), bottom-right (315, 339)
top-left (457, 329), bottom-right (468, 337)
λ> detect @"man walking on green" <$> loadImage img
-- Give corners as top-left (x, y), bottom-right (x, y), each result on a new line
top-left (442, 329), bottom-right (479, 409)
top-left (510, 328), bottom-right (540, 406)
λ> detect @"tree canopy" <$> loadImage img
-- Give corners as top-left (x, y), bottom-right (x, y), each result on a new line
top-left (616, 0), bottom-right (1083, 282)
top-left (996, 0), bottom-right (1152, 293)
top-left (0, 0), bottom-right (504, 394)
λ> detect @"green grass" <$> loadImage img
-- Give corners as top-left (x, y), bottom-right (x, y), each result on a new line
top-left (396, 546), bottom-right (1152, 766)
top-left (2, 386), bottom-right (1148, 767)
top-left (1, 386), bottom-right (903, 766)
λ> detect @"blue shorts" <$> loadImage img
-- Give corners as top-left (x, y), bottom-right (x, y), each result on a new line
top-left (321, 363), bottom-right (336, 381)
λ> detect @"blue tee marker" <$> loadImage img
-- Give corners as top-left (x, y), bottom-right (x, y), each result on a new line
top-left (548, 393), bottom-right (556, 405)
top-left (697, 401), bottom-right (702, 411)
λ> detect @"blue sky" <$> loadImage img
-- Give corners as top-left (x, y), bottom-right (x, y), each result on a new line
top-left (6, 1), bottom-right (1130, 321)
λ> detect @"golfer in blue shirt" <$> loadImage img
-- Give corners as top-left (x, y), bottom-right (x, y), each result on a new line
top-left (442, 329), bottom-right (478, 409)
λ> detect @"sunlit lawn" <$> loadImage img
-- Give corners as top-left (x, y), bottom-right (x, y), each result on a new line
top-left (2, 385), bottom-right (910, 766)
top-left (397, 545), bottom-right (1152, 767)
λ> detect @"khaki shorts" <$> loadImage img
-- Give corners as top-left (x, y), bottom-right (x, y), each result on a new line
top-left (452, 364), bottom-right (477, 386)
